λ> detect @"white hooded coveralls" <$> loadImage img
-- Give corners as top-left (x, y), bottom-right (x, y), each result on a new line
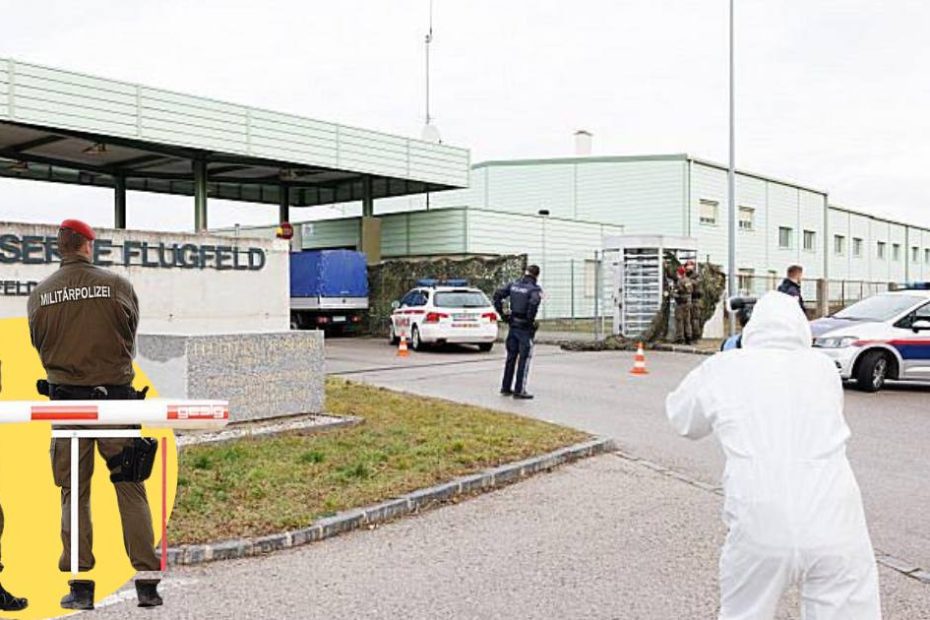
top-left (666, 291), bottom-right (881, 620)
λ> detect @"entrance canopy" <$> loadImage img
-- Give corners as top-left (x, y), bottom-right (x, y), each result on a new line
top-left (0, 58), bottom-right (469, 229)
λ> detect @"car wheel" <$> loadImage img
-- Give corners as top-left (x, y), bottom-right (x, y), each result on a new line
top-left (855, 350), bottom-right (889, 393)
top-left (389, 324), bottom-right (400, 346)
top-left (478, 343), bottom-right (493, 352)
top-left (411, 325), bottom-right (425, 351)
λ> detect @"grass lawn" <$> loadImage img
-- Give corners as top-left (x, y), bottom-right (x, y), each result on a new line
top-left (171, 378), bottom-right (588, 544)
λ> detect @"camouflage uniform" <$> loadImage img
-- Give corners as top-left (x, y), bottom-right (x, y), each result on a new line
top-left (673, 276), bottom-right (694, 344)
top-left (688, 270), bottom-right (703, 341)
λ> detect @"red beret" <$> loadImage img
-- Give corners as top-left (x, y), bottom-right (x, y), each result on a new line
top-left (60, 218), bottom-right (96, 241)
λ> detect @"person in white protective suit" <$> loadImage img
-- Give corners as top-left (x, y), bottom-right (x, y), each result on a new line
top-left (666, 291), bottom-right (881, 620)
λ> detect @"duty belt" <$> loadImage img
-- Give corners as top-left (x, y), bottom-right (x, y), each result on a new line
top-left (37, 380), bottom-right (148, 401)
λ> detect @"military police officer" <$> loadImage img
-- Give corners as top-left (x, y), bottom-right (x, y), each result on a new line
top-left (27, 219), bottom-right (162, 611)
top-left (494, 265), bottom-right (543, 399)
top-left (0, 506), bottom-right (28, 611)
top-left (673, 266), bottom-right (694, 344)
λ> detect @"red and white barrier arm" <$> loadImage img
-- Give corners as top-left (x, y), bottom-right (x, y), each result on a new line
top-left (0, 399), bottom-right (229, 430)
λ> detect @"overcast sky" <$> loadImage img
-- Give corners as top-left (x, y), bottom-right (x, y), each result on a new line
top-left (1, 0), bottom-right (928, 231)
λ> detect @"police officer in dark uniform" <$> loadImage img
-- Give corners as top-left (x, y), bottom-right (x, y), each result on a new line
top-left (27, 219), bottom-right (162, 611)
top-left (777, 264), bottom-right (805, 314)
top-left (494, 265), bottom-right (543, 399)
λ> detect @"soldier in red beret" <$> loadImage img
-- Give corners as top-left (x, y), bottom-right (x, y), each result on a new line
top-left (27, 219), bottom-right (162, 610)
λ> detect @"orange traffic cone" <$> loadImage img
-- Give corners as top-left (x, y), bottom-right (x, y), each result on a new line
top-left (630, 342), bottom-right (649, 375)
top-left (397, 334), bottom-right (410, 357)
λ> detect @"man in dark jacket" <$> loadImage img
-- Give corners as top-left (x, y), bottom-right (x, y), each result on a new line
top-left (494, 265), bottom-right (543, 399)
top-left (777, 265), bottom-right (805, 314)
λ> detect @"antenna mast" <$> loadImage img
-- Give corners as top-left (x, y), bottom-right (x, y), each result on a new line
top-left (425, 0), bottom-right (433, 127)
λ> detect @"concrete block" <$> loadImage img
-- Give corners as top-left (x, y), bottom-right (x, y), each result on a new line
top-left (405, 481), bottom-right (460, 507)
top-left (138, 331), bottom-right (324, 422)
top-left (457, 474), bottom-right (490, 494)
top-left (317, 511), bottom-right (364, 538)
top-left (364, 498), bottom-right (411, 524)
top-left (254, 533), bottom-right (290, 554)
top-left (210, 539), bottom-right (249, 561)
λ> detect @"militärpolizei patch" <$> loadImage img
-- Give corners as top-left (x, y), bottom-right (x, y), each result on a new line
top-left (39, 285), bottom-right (112, 306)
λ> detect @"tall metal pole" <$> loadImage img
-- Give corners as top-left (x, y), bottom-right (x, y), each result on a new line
top-left (424, 0), bottom-right (434, 211)
top-left (727, 0), bottom-right (737, 335)
top-left (425, 0), bottom-right (433, 129)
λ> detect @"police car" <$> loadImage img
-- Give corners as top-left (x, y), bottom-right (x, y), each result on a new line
top-left (811, 287), bottom-right (930, 392)
top-left (389, 280), bottom-right (499, 352)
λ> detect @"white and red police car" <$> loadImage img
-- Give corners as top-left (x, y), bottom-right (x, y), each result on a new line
top-left (389, 280), bottom-right (499, 352)
top-left (811, 287), bottom-right (930, 392)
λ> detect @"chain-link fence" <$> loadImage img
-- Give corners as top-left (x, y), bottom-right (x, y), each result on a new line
top-left (534, 253), bottom-right (613, 339)
top-left (533, 257), bottom-right (896, 339)
top-left (735, 274), bottom-right (892, 318)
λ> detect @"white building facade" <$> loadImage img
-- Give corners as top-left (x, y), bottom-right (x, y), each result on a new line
top-left (287, 153), bottom-right (930, 318)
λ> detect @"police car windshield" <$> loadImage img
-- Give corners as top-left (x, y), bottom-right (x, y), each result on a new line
top-left (832, 294), bottom-right (923, 322)
top-left (434, 291), bottom-right (490, 308)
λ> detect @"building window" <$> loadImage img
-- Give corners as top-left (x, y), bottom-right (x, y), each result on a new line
top-left (737, 269), bottom-right (754, 296)
top-left (699, 200), bottom-right (718, 226)
top-left (768, 270), bottom-right (778, 289)
top-left (584, 260), bottom-right (597, 298)
top-left (892, 243), bottom-right (901, 262)
top-left (853, 237), bottom-right (863, 258)
top-left (803, 230), bottom-right (816, 252)
top-left (926, 249), bottom-right (930, 265)
top-left (877, 241), bottom-right (886, 260)
top-left (834, 235), bottom-right (846, 256)
top-left (778, 227), bottom-right (793, 249)
top-left (738, 207), bottom-right (754, 231)
top-left (912, 247), bottom-right (920, 264)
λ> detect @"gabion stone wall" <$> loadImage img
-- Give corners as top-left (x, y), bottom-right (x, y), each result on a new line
top-left (368, 255), bottom-right (527, 336)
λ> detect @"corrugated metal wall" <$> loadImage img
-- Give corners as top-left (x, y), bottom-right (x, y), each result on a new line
top-left (690, 162), bottom-right (827, 279)
top-left (0, 57), bottom-right (469, 188)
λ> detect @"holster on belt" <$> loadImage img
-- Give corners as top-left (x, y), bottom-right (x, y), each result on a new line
top-left (37, 379), bottom-right (156, 482)
top-left (106, 438), bottom-right (158, 483)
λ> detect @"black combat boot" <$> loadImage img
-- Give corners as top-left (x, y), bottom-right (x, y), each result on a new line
top-left (0, 582), bottom-right (27, 611)
top-left (60, 579), bottom-right (94, 610)
top-left (136, 579), bottom-right (163, 607)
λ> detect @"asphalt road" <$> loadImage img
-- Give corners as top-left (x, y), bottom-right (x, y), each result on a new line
top-left (82, 338), bottom-right (929, 618)
top-left (86, 456), bottom-right (928, 620)
top-left (326, 339), bottom-right (930, 574)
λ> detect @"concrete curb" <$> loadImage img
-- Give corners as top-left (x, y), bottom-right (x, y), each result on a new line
top-left (177, 415), bottom-right (361, 449)
top-left (163, 436), bottom-right (615, 567)
top-left (611, 449), bottom-right (930, 587)
top-left (559, 341), bottom-right (717, 356)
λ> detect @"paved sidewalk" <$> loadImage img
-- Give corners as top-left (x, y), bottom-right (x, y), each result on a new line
top-left (89, 455), bottom-right (929, 619)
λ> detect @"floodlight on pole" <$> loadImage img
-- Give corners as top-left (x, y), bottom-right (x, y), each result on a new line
top-left (727, 0), bottom-right (737, 336)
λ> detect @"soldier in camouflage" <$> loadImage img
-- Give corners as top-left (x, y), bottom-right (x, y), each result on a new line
top-left (673, 267), bottom-right (694, 344)
top-left (686, 261), bottom-right (703, 342)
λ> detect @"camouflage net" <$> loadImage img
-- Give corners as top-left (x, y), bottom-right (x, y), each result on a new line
top-left (640, 256), bottom-right (727, 343)
top-left (562, 257), bottom-right (726, 351)
top-left (367, 255), bottom-right (527, 336)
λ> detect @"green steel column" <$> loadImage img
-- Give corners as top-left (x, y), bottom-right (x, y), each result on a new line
top-left (114, 175), bottom-right (127, 229)
top-left (279, 185), bottom-right (290, 223)
top-left (194, 159), bottom-right (208, 232)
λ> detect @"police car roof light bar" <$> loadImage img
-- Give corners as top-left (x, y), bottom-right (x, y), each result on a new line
top-left (415, 278), bottom-right (470, 288)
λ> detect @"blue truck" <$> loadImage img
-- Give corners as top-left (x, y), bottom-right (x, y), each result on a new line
top-left (290, 250), bottom-right (369, 333)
